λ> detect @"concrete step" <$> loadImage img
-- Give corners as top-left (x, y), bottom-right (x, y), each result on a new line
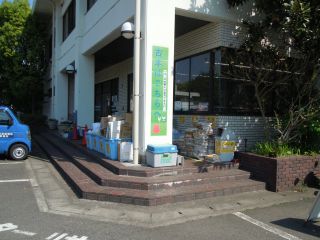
top-left (34, 134), bottom-right (266, 206)
top-left (40, 133), bottom-right (251, 191)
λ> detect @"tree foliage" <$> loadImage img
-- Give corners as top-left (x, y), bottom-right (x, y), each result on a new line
top-left (0, 0), bottom-right (48, 113)
top-left (227, 0), bottom-right (320, 146)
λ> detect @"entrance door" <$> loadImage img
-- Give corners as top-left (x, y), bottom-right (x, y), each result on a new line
top-left (94, 78), bottom-right (119, 121)
top-left (68, 75), bottom-right (75, 121)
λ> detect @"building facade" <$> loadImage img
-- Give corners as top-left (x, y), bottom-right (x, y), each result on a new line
top-left (33, 0), bottom-right (266, 155)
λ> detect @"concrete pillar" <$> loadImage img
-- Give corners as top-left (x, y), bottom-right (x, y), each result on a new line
top-left (74, 0), bottom-right (95, 127)
top-left (74, 55), bottom-right (95, 127)
top-left (52, 3), bottom-right (68, 122)
top-left (139, 0), bottom-right (175, 154)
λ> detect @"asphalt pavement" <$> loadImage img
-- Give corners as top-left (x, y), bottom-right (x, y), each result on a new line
top-left (0, 151), bottom-right (319, 240)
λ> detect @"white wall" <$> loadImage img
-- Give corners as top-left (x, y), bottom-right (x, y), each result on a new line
top-left (81, 0), bottom-right (135, 55)
top-left (175, 22), bottom-right (243, 59)
top-left (138, 0), bottom-right (176, 153)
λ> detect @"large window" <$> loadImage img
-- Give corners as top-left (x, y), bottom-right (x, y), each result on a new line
top-left (62, 0), bottom-right (76, 41)
top-left (215, 48), bottom-right (258, 114)
top-left (174, 48), bottom-right (260, 115)
top-left (87, 0), bottom-right (97, 11)
top-left (174, 52), bottom-right (211, 113)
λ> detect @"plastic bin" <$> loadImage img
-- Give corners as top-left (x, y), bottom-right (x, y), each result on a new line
top-left (146, 144), bottom-right (178, 167)
top-left (92, 135), bottom-right (100, 152)
top-left (105, 139), bottom-right (121, 160)
top-left (97, 136), bottom-right (107, 155)
top-left (86, 133), bottom-right (93, 150)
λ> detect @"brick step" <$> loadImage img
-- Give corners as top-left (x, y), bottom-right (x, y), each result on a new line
top-left (34, 138), bottom-right (264, 206)
top-left (46, 131), bottom-right (239, 177)
top-left (34, 134), bottom-right (265, 206)
top-left (38, 133), bottom-right (251, 191)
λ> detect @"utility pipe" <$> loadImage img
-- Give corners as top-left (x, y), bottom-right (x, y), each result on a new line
top-left (133, 0), bottom-right (141, 165)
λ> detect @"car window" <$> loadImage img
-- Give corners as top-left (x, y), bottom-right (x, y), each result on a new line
top-left (0, 110), bottom-right (11, 125)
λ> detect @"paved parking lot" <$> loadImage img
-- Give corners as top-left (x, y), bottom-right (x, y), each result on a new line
top-left (0, 154), bottom-right (319, 240)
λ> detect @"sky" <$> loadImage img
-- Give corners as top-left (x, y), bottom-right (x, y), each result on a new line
top-left (0, 0), bottom-right (33, 7)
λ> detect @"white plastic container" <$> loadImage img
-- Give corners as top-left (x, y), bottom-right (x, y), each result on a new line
top-left (118, 142), bottom-right (133, 162)
top-left (146, 144), bottom-right (178, 167)
top-left (106, 121), bottom-right (123, 139)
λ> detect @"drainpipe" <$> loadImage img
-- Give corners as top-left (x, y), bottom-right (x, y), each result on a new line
top-left (133, 0), bottom-right (141, 165)
top-left (49, 0), bottom-right (55, 119)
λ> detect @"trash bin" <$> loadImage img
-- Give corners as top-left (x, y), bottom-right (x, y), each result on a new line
top-left (215, 127), bottom-right (236, 162)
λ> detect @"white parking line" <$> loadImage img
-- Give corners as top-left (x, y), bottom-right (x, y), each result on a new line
top-left (0, 179), bottom-right (30, 183)
top-left (233, 212), bottom-right (302, 240)
top-left (0, 162), bottom-right (24, 165)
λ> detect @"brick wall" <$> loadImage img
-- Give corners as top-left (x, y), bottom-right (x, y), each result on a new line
top-left (238, 152), bottom-right (320, 192)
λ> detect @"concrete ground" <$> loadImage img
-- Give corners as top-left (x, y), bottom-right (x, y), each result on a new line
top-left (0, 147), bottom-right (319, 240)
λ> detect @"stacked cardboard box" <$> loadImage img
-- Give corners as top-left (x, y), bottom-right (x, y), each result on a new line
top-left (174, 122), bottom-right (213, 159)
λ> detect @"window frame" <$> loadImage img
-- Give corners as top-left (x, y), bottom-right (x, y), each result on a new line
top-left (62, 0), bottom-right (76, 41)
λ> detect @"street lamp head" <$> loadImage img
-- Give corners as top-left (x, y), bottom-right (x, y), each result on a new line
top-left (66, 64), bottom-right (76, 74)
top-left (121, 22), bottom-right (135, 39)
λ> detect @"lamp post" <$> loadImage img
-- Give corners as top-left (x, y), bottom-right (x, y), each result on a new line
top-left (121, 0), bottom-right (141, 165)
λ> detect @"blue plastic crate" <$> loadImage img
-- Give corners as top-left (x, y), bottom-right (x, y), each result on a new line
top-left (105, 139), bottom-right (121, 160)
top-left (99, 137), bottom-right (107, 155)
top-left (86, 133), bottom-right (93, 150)
top-left (92, 135), bottom-right (99, 152)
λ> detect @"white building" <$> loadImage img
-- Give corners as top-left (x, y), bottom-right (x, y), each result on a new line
top-left (33, 0), bottom-right (266, 156)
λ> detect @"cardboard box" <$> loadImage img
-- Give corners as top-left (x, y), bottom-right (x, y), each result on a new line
top-left (118, 142), bottom-right (133, 162)
top-left (125, 113), bottom-right (133, 126)
top-left (120, 123), bottom-right (132, 139)
top-left (100, 116), bottom-right (116, 129)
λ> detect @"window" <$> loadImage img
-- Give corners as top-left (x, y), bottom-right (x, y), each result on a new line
top-left (0, 110), bottom-right (11, 125)
top-left (173, 48), bottom-right (261, 115)
top-left (214, 48), bottom-right (259, 114)
top-left (62, 0), bottom-right (76, 41)
top-left (174, 52), bottom-right (211, 113)
top-left (87, 0), bottom-right (97, 11)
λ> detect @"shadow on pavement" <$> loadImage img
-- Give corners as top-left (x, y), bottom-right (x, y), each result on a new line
top-left (272, 218), bottom-right (320, 238)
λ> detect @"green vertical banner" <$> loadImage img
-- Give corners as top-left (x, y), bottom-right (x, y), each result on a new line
top-left (151, 46), bottom-right (169, 136)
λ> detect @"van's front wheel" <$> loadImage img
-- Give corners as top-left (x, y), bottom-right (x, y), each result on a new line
top-left (10, 144), bottom-right (28, 160)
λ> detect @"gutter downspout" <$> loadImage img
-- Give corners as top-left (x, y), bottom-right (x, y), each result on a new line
top-left (133, 0), bottom-right (141, 165)
top-left (49, 0), bottom-right (55, 119)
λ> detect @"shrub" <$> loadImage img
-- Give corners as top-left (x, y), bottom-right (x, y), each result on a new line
top-left (253, 141), bottom-right (301, 157)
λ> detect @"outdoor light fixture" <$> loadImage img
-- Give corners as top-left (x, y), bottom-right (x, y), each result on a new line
top-left (66, 64), bottom-right (76, 74)
top-left (121, 22), bottom-right (135, 39)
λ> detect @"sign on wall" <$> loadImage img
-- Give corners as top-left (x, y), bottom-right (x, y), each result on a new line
top-left (151, 46), bottom-right (169, 136)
